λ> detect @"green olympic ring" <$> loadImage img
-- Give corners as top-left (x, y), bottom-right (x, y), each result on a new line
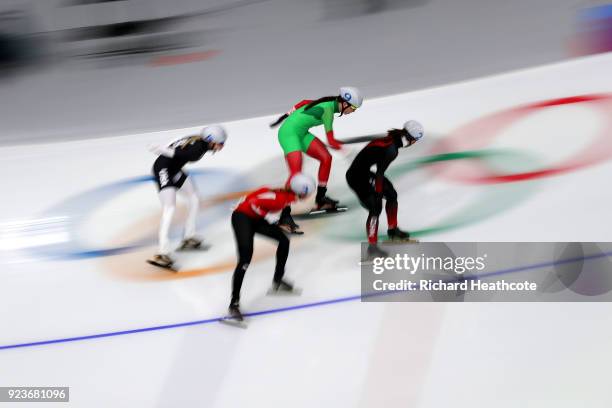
top-left (323, 149), bottom-right (542, 241)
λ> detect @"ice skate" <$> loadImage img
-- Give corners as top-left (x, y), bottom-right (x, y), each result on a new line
top-left (219, 302), bottom-right (248, 329)
top-left (309, 196), bottom-right (347, 215)
top-left (267, 279), bottom-right (302, 296)
top-left (278, 214), bottom-right (304, 235)
top-left (146, 254), bottom-right (177, 271)
top-left (360, 244), bottom-right (389, 265)
top-left (177, 237), bottom-right (209, 251)
top-left (310, 186), bottom-right (347, 215)
top-left (386, 227), bottom-right (419, 243)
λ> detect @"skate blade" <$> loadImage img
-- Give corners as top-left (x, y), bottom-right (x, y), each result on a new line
top-left (219, 317), bottom-right (248, 329)
top-left (279, 225), bottom-right (304, 235)
top-left (146, 259), bottom-right (178, 272)
top-left (177, 243), bottom-right (211, 252)
top-left (359, 258), bottom-right (387, 266)
top-left (383, 238), bottom-right (420, 244)
top-left (267, 287), bottom-right (303, 296)
top-left (308, 206), bottom-right (348, 216)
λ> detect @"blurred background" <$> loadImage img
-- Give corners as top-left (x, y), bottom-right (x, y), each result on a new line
top-left (2, 3), bottom-right (612, 407)
top-left (1, 0), bottom-right (611, 144)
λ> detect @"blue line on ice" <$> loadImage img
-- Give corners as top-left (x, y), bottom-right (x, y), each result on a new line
top-left (1, 250), bottom-right (611, 351)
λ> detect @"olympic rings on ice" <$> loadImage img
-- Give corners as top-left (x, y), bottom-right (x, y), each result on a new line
top-left (431, 94), bottom-right (612, 183)
top-left (30, 169), bottom-right (246, 260)
top-left (324, 149), bottom-right (542, 241)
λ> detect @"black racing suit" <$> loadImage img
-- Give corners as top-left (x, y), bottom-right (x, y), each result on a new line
top-left (152, 136), bottom-right (211, 190)
top-left (345, 135), bottom-right (401, 244)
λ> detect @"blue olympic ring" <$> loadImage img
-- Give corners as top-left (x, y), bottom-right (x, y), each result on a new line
top-left (29, 168), bottom-right (248, 260)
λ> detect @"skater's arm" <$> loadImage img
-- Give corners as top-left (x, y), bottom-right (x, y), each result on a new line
top-left (322, 106), bottom-right (342, 150)
top-left (322, 106), bottom-right (334, 136)
top-left (148, 144), bottom-right (175, 158)
top-left (249, 192), bottom-right (296, 216)
top-left (256, 195), bottom-right (296, 213)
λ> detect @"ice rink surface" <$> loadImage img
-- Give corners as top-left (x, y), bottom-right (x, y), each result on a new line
top-left (1, 53), bottom-right (612, 407)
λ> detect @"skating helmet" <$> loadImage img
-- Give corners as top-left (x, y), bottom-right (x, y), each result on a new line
top-left (201, 125), bottom-right (227, 144)
top-left (339, 86), bottom-right (363, 109)
top-left (403, 120), bottom-right (424, 146)
top-left (289, 173), bottom-right (316, 197)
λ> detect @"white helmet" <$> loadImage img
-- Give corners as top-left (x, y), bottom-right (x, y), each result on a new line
top-left (289, 173), bottom-right (316, 197)
top-left (201, 125), bottom-right (227, 144)
top-left (404, 120), bottom-right (424, 141)
top-left (339, 86), bottom-right (363, 108)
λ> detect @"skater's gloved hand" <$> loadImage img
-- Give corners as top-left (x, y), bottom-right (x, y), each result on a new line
top-left (327, 139), bottom-right (343, 150)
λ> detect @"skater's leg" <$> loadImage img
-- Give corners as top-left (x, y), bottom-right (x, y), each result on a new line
top-left (306, 138), bottom-right (337, 207)
top-left (365, 190), bottom-right (389, 258)
top-left (231, 212), bottom-right (255, 304)
top-left (347, 172), bottom-right (381, 243)
top-left (346, 171), bottom-right (371, 209)
top-left (385, 201), bottom-right (398, 229)
top-left (255, 221), bottom-right (290, 283)
top-left (367, 213), bottom-right (380, 244)
top-left (305, 138), bottom-right (332, 187)
top-left (179, 177), bottom-right (199, 239)
top-left (365, 192), bottom-right (383, 244)
top-left (382, 177), bottom-right (398, 229)
top-left (380, 177), bottom-right (413, 241)
top-left (279, 152), bottom-right (303, 233)
top-left (279, 124), bottom-right (305, 186)
top-left (158, 187), bottom-right (177, 255)
top-left (279, 126), bottom-right (305, 160)
top-left (284, 151), bottom-right (303, 187)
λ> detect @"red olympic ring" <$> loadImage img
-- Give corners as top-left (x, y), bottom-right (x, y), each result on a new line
top-left (430, 94), bottom-right (612, 183)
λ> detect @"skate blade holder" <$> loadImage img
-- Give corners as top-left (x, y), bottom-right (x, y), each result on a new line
top-left (219, 317), bottom-right (249, 329)
top-left (381, 238), bottom-right (420, 244)
top-left (146, 259), bottom-right (179, 272)
top-left (266, 287), bottom-right (303, 296)
top-left (177, 243), bottom-right (211, 252)
top-left (308, 207), bottom-right (348, 216)
top-left (279, 225), bottom-right (304, 235)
